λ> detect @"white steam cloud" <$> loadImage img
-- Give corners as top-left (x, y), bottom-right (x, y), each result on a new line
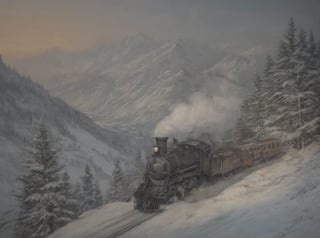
top-left (154, 92), bottom-right (241, 140)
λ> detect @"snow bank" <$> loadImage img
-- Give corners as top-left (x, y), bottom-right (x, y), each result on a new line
top-left (50, 145), bottom-right (320, 238)
top-left (49, 202), bottom-right (132, 238)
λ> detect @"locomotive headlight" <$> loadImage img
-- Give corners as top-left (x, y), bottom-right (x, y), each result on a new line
top-left (153, 146), bottom-right (159, 153)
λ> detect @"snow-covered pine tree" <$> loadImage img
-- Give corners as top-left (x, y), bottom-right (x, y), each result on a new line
top-left (14, 157), bottom-right (36, 238)
top-left (70, 182), bottom-right (83, 218)
top-left (80, 165), bottom-right (96, 212)
top-left (285, 17), bottom-right (296, 54)
top-left (128, 150), bottom-right (145, 183)
top-left (93, 180), bottom-right (103, 208)
top-left (292, 29), bottom-right (310, 147)
top-left (236, 71), bottom-right (275, 143)
top-left (316, 41), bottom-right (320, 64)
top-left (14, 121), bottom-right (65, 238)
top-left (278, 26), bottom-right (320, 147)
top-left (56, 170), bottom-right (75, 226)
top-left (248, 73), bottom-right (266, 139)
top-left (263, 18), bottom-right (301, 145)
top-left (234, 98), bottom-right (255, 143)
top-left (316, 40), bottom-right (320, 95)
top-left (261, 54), bottom-right (278, 136)
top-left (134, 150), bottom-right (145, 174)
top-left (108, 158), bottom-right (127, 202)
top-left (298, 30), bottom-right (320, 144)
top-left (241, 18), bottom-right (320, 147)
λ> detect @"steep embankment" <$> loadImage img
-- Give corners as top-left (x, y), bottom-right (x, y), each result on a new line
top-left (50, 145), bottom-right (320, 238)
top-left (0, 59), bottom-right (141, 215)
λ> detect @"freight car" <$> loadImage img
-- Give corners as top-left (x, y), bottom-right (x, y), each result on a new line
top-left (134, 137), bottom-right (282, 212)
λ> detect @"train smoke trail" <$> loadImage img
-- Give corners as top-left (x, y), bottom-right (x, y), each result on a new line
top-left (154, 92), bottom-right (240, 140)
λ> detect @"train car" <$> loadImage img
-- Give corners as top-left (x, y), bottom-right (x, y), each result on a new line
top-left (247, 138), bottom-right (282, 162)
top-left (217, 147), bottom-right (242, 176)
top-left (240, 147), bottom-right (253, 168)
top-left (202, 145), bottom-right (254, 179)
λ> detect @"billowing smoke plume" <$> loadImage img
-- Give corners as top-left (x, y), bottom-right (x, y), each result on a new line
top-left (154, 92), bottom-right (241, 140)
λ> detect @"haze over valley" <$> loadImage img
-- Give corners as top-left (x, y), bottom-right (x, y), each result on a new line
top-left (10, 34), bottom-right (266, 139)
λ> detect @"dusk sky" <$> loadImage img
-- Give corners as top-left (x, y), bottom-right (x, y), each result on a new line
top-left (1, 0), bottom-right (319, 58)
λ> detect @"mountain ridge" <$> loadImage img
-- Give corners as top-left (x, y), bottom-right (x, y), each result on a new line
top-left (10, 34), bottom-right (265, 135)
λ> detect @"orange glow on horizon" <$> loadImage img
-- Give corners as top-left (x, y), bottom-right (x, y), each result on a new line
top-left (0, 4), bottom-right (127, 58)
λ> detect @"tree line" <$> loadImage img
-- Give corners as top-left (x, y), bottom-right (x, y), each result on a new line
top-left (0, 120), bottom-right (144, 238)
top-left (234, 18), bottom-right (320, 148)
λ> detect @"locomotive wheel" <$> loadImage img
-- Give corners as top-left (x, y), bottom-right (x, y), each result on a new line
top-left (134, 198), bottom-right (144, 210)
top-left (182, 177), bottom-right (199, 191)
top-left (176, 186), bottom-right (185, 200)
top-left (188, 177), bottom-right (198, 189)
top-left (134, 199), bottom-right (138, 209)
top-left (142, 199), bottom-right (151, 211)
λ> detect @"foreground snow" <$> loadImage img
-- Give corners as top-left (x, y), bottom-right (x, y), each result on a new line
top-left (49, 202), bottom-right (133, 238)
top-left (50, 145), bottom-right (320, 238)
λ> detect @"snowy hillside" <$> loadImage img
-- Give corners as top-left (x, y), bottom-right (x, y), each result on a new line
top-left (0, 59), bottom-right (142, 217)
top-left (50, 145), bottom-right (320, 238)
top-left (10, 34), bottom-right (265, 135)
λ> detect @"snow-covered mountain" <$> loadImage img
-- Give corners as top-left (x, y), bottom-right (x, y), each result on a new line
top-left (0, 58), bottom-right (142, 217)
top-left (49, 145), bottom-right (320, 238)
top-left (11, 34), bottom-right (265, 135)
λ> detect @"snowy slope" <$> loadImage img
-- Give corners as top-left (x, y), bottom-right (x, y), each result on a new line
top-left (10, 35), bottom-right (265, 135)
top-left (50, 145), bottom-right (320, 238)
top-left (0, 59), bottom-right (142, 217)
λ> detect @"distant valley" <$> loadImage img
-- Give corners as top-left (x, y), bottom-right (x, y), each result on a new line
top-left (11, 33), bottom-right (266, 136)
top-left (0, 58), bottom-right (142, 215)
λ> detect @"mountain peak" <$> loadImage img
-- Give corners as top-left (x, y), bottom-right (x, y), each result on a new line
top-left (121, 32), bottom-right (158, 48)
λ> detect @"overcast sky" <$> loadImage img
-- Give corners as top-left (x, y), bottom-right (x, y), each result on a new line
top-left (1, 0), bottom-right (319, 57)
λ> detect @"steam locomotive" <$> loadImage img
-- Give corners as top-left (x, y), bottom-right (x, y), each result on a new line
top-left (134, 137), bottom-right (282, 212)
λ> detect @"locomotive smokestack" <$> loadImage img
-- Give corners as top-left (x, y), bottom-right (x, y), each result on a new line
top-left (155, 137), bottom-right (168, 155)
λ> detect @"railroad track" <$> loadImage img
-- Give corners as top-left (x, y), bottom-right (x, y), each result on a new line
top-left (84, 210), bottom-right (159, 238)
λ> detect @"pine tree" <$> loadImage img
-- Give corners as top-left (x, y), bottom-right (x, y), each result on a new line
top-left (14, 159), bottom-right (35, 238)
top-left (240, 18), bottom-right (320, 147)
top-left (133, 150), bottom-right (145, 178)
top-left (93, 180), bottom-right (103, 208)
top-left (299, 30), bottom-right (320, 144)
top-left (234, 99), bottom-right (255, 143)
top-left (80, 165), bottom-right (96, 212)
top-left (285, 17), bottom-right (296, 55)
top-left (70, 182), bottom-right (82, 218)
top-left (15, 121), bottom-right (64, 238)
top-left (307, 31), bottom-right (317, 61)
top-left (264, 18), bottom-right (301, 144)
top-left (279, 27), bottom-right (320, 147)
top-left (56, 170), bottom-right (75, 226)
top-left (108, 158), bottom-right (126, 202)
top-left (250, 74), bottom-right (265, 138)
top-left (292, 29), bottom-right (309, 147)
top-left (316, 41), bottom-right (320, 64)
top-left (261, 55), bottom-right (277, 133)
